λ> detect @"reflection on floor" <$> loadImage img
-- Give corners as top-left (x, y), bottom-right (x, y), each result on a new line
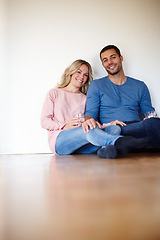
top-left (1, 152), bottom-right (160, 240)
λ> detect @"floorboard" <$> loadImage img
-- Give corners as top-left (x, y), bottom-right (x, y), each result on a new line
top-left (1, 152), bottom-right (160, 240)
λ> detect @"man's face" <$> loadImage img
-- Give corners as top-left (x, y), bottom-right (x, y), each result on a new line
top-left (101, 49), bottom-right (123, 75)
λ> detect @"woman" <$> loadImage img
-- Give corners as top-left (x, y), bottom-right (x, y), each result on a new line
top-left (41, 59), bottom-right (148, 158)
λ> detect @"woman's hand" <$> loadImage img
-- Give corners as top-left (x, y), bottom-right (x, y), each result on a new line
top-left (62, 118), bottom-right (81, 130)
top-left (102, 120), bottom-right (126, 128)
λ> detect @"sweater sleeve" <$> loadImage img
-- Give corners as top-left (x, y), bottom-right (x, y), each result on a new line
top-left (139, 82), bottom-right (155, 117)
top-left (85, 81), bottom-right (100, 121)
top-left (41, 89), bottom-right (66, 131)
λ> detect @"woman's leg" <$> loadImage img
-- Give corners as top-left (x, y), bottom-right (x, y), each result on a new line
top-left (55, 126), bottom-right (122, 155)
top-left (73, 143), bottom-right (100, 154)
top-left (85, 125), bottom-right (121, 146)
top-left (103, 125), bottom-right (122, 135)
top-left (74, 125), bottom-right (122, 155)
top-left (55, 127), bottom-right (88, 154)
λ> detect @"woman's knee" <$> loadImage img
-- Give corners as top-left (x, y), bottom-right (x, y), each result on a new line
top-left (55, 127), bottom-right (86, 154)
top-left (104, 125), bottom-right (121, 135)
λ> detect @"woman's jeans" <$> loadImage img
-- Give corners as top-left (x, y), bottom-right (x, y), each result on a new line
top-left (55, 125), bottom-right (121, 155)
top-left (121, 118), bottom-right (160, 149)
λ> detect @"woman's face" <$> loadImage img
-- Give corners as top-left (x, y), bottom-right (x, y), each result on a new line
top-left (70, 64), bottom-right (89, 89)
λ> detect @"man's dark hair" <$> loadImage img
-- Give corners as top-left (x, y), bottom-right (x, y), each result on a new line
top-left (100, 45), bottom-right (121, 59)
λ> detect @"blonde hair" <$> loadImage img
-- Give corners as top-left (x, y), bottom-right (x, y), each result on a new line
top-left (57, 59), bottom-right (93, 94)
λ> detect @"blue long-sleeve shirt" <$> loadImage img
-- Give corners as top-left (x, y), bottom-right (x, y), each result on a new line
top-left (85, 76), bottom-right (154, 124)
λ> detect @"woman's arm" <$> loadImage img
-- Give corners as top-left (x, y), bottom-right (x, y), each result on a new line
top-left (41, 89), bottom-right (66, 131)
top-left (41, 89), bottom-right (83, 131)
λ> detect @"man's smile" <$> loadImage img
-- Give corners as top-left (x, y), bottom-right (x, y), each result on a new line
top-left (108, 64), bottom-right (116, 70)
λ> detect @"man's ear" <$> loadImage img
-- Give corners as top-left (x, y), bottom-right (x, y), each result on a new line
top-left (120, 55), bottom-right (123, 62)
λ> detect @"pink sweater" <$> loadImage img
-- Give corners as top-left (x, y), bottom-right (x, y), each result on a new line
top-left (41, 88), bottom-right (86, 153)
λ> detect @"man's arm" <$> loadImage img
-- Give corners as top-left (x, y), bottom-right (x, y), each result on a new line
top-left (83, 81), bottom-right (102, 133)
top-left (82, 117), bottom-right (126, 133)
top-left (140, 82), bottom-right (155, 118)
top-left (85, 81), bottom-right (100, 120)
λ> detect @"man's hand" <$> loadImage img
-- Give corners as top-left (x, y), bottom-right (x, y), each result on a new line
top-left (102, 120), bottom-right (126, 128)
top-left (82, 116), bottom-right (102, 133)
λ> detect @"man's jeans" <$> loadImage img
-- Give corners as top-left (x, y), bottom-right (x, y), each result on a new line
top-left (121, 118), bottom-right (160, 149)
top-left (55, 125), bottom-right (121, 155)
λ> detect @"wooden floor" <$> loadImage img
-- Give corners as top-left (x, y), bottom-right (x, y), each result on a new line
top-left (1, 152), bottom-right (160, 240)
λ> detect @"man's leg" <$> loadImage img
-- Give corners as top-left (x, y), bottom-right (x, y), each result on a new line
top-left (121, 118), bottom-right (160, 149)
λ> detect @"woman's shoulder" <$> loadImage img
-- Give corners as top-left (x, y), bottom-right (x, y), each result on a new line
top-left (48, 87), bottom-right (63, 96)
top-left (56, 88), bottom-right (86, 98)
top-left (45, 88), bottom-right (60, 101)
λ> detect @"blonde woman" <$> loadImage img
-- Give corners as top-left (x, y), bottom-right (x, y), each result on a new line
top-left (41, 59), bottom-right (148, 158)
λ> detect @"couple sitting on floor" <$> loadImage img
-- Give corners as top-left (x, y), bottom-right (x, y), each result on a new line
top-left (41, 45), bottom-right (160, 158)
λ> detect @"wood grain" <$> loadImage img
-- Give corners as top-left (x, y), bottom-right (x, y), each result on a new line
top-left (1, 152), bottom-right (160, 240)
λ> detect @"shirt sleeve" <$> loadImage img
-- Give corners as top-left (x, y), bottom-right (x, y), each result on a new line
top-left (139, 82), bottom-right (155, 117)
top-left (41, 89), bottom-right (66, 131)
top-left (84, 81), bottom-right (100, 121)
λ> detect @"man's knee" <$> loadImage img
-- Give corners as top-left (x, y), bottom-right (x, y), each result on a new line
top-left (143, 118), bottom-right (160, 129)
top-left (143, 118), bottom-right (160, 148)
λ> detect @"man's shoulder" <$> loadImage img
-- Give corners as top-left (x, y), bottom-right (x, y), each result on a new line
top-left (127, 76), bottom-right (145, 84)
top-left (90, 76), bottom-right (108, 86)
top-left (127, 76), bottom-right (146, 87)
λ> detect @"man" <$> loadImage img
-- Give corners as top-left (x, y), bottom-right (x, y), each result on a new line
top-left (82, 45), bottom-right (160, 155)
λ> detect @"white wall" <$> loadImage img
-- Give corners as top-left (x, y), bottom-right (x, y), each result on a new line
top-left (0, 0), bottom-right (12, 154)
top-left (1, 0), bottom-right (160, 154)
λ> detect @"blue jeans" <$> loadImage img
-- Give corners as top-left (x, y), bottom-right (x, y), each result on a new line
top-left (121, 118), bottom-right (160, 149)
top-left (55, 125), bottom-right (121, 155)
